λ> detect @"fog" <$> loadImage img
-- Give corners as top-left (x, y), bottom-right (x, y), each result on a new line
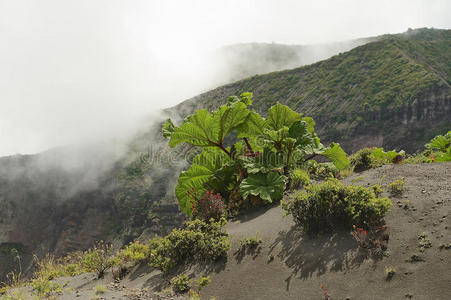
top-left (1, 0), bottom-right (450, 157)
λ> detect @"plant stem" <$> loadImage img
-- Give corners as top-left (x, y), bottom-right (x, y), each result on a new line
top-left (243, 137), bottom-right (254, 155)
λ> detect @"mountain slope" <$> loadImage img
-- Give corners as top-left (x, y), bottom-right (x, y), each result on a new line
top-left (212, 37), bottom-right (375, 84)
top-left (1, 28), bottom-right (449, 282)
top-left (175, 28), bottom-right (451, 152)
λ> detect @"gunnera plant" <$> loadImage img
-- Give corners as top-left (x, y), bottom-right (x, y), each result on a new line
top-left (282, 179), bottom-right (391, 234)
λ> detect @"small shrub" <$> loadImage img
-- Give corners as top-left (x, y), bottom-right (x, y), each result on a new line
top-left (388, 178), bottom-right (405, 196)
top-left (417, 232), bottom-right (432, 252)
top-left (283, 179), bottom-right (391, 234)
top-left (349, 148), bottom-right (377, 172)
top-left (114, 241), bottom-right (150, 266)
top-left (196, 276), bottom-right (211, 291)
top-left (239, 234), bottom-right (262, 251)
top-left (171, 274), bottom-right (191, 294)
top-left (351, 227), bottom-right (369, 248)
top-left (289, 169), bottom-right (310, 189)
top-left (372, 184), bottom-right (383, 197)
top-left (320, 284), bottom-right (330, 300)
top-left (148, 218), bottom-right (230, 272)
top-left (308, 162), bottom-right (340, 180)
top-left (403, 199), bottom-right (410, 209)
top-left (95, 284), bottom-right (106, 294)
top-left (31, 277), bottom-right (62, 297)
top-left (192, 190), bottom-right (225, 222)
top-left (81, 241), bottom-right (113, 278)
top-left (384, 266), bottom-right (395, 280)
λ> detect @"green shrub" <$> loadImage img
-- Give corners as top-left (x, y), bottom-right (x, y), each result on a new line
top-left (171, 274), bottom-right (191, 293)
top-left (196, 276), bottom-right (211, 291)
top-left (388, 178), bottom-right (405, 196)
top-left (307, 161), bottom-right (340, 180)
top-left (372, 184), bottom-right (383, 197)
top-left (114, 241), bottom-right (150, 266)
top-left (349, 148), bottom-right (377, 172)
top-left (148, 218), bottom-right (230, 272)
top-left (289, 169), bottom-right (310, 189)
top-left (239, 234), bottom-right (262, 251)
top-left (282, 179), bottom-right (391, 234)
top-left (95, 284), bottom-right (106, 294)
top-left (80, 241), bottom-right (113, 278)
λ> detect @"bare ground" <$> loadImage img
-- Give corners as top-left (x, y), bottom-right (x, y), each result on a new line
top-left (3, 162), bottom-right (450, 299)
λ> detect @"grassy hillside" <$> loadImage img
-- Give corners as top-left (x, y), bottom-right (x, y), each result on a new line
top-left (176, 28), bottom-right (451, 152)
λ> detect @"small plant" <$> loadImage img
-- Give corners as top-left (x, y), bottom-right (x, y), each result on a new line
top-left (239, 234), bottom-right (262, 251)
top-left (408, 253), bottom-right (424, 262)
top-left (171, 274), bottom-right (191, 294)
top-left (320, 284), bottom-right (330, 300)
top-left (351, 227), bottom-right (369, 248)
top-left (372, 184), bottom-right (383, 197)
top-left (31, 277), bottom-right (62, 298)
top-left (289, 168), bottom-right (310, 189)
top-left (267, 254), bottom-right (275, 262)
top-left (403, 199), bottom-right (410, 209)
top-left (81, 241), bottom-right (114, 278)
top-left (417, 232), bottom-right (432, 252)
top-left (195, 276), bottom-right (211, 291)
top-left (349, 148), bottom-right (376, 172)
top-left (114, 241), bottom-right (150, 266)
top-left (384, 266), bottom-right (395, 280)
top-left (283, 179), bottom-right (391, 234)
top-left (439, 243), bottom-right (451, 250)
top-left (388, 178), bottom-right (405, 196)
top-left (95, 284), bottom-right (106, 294)
top-left (148, 218), bottom-right (230, 272)
top-left (190, 189), bottom-right (225, 222)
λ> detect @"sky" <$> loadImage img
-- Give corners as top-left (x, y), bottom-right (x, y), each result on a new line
top-left (0, 0), bottom-right (450, 156)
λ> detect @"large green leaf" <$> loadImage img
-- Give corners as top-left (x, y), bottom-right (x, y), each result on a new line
top-left (169, 109), bottom-right (218, 148)
top-left (175, 149), bottom-right (230, 215)
top-left (435, 146), bottom-right (451, 162)
top-left (289, 121), bottom-right (315, 148)
top-left (239, 172), bottom-right (287, 203)
top-left (426, 131), bottom-right (451, 151)
top-left (301, 117), bottom-right (316, 133)
top-left (162, 119), bottom-right (175, 139)
top-left (321, 142), bottom-right (350, 170)
top-left (215, 102), bottom-right (250, 143)
top-left (169, 100), bottom-right (251, 148)
top-left (237, 110), bottom-right (268, 138)
top-left (266, 102), bottom-right (302, 131)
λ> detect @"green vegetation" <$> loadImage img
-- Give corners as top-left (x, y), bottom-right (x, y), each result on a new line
top-left (239, 234), bottom-right (263, 252)
top-left (170, 274), bottom-right (191, 293)
top-left (388, 178), bottom-right (405, 196)
top-left (196, 276), bottom-right (211, 291)
top-left (95, 284), bottom-right (106, 294)
top-left (349, 147), bottom-right (405, 172)
top-left (113, 241), bottom-right (150, 266)
top-left (372, 184), bottom-right (383, 197)
top-left (176, 29), bottom-right (450, 153)
top-left (289, 168), bottom-right (310, 189)
top-left (148, 218), bottom-right (230, 272)
top-left (282, 179), bottom-right (391, 234)
top-left (163, 93), bottom-right (349, 216)
top-left (425, 130), bottom-right (451, 162)
top-left (384, 266), bottom-right (395, 280)
top-left (80, 241), bottom-right (113, 279)
top-left (418, 232), bottom-right (432, 252)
